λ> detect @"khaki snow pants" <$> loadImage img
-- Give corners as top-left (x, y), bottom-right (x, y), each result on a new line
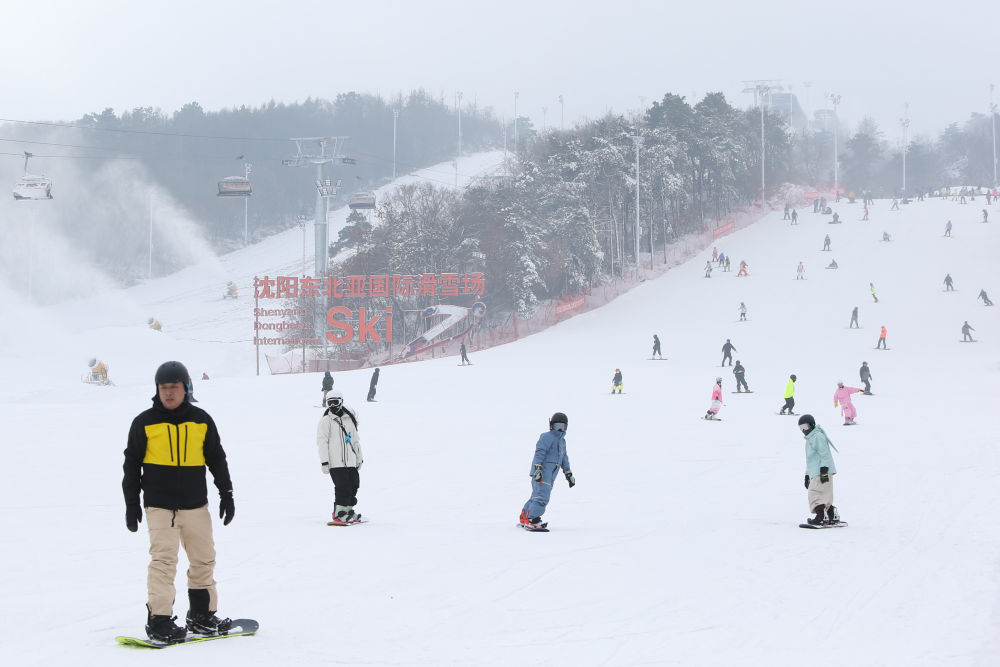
top-left (146, 505), bottom-right (217, 616)
top-left (807, 475), bottom-right (834, 513)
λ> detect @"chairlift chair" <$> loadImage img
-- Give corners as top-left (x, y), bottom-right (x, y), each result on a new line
top-left (217, 176), bottom-right (252, 197)
top-left (348, 191), bottom-right (376, 210)
top-left (13, 152), bottom-right (52, 200)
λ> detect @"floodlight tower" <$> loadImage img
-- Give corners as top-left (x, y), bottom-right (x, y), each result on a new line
top-left (900, 103), bottom-right (910, 195)
top-left (828, 94), bottom-right (842, 195)
top-left (991, 84), bottom-right (997, 189)
top-left (282, 137), bottom-right (349, 277)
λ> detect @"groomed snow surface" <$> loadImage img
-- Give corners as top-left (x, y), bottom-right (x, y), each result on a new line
top-left (2, 185), bottom-right (998, 666)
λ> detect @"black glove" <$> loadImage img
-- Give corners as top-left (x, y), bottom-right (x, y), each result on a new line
top-left (126, 503), bottom-right (142, 532)
top-left (565, 471), bottom-right (576, 488)
top-left (804, 475), bottom-right (810, 489)
top-left (532, 464), bottom-right (543, 483)
top-left (219, 490), bottom-right (235, 526)
top-left (820, 467), bottom-right (829, 484)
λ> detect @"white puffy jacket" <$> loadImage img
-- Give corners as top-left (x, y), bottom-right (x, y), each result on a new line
top-left (317, 407), bottom-right (363, 470)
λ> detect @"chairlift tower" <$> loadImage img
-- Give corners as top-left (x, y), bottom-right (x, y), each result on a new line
top-left (282, 137), bottom-right (350, 277)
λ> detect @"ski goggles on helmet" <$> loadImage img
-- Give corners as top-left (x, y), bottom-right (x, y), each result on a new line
top-left (552, 423), bottom-right (567, 432)
top-left (327, 396), bottom-right (343, 409)
top-left (798, 423), bottom-right (812, 433)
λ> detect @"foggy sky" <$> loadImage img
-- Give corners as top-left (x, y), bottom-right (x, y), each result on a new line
top-left (1, 0), bottom-right (996, 141)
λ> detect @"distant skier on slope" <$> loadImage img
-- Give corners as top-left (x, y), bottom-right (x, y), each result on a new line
top-left (721, 339), bottom-right (737, 366)
top-left (876, 325), bottom-right (888, 349)
top-left (796, 262), bottom-right (805, 280)
top-left (962, 321), bottom-right (975, 342)
top-left (367, 367), bottom-right (380, 402)
top-left (978, 289), bottom-right (994, 306)
top-left (870, 283), bottom-right (879, 303)
top-left (779, 374), bottom-right (797, 415)
top-left (799, 414), bottom-right (842, 526)
top-left (791, 209), bottom-right (799, 224)
top-left (944, 274), bottom-right (954, 291)
top-left (984, 209), bottom-right (989, 223)
top-left (652, 334), bottom-right (663, 359)
top-left (519, 412), bottom-right (575, 530)
top-left (459, 341), bottom-right (471, 365)
top-left (850, 306), bottom-right (860, 329)
top-left (823, 234), bottom-right (831, 251)
top-left (944, 220), bottom-right (952, 237)
top-left (738, 302), bottom-right (748, 321)
top-left (704, 377), bottom-right (724, 420)
top-left (704, 261), bottom-right (713, 278)
top-left (733, 361), bottom-right (750, 393)
top-left (321, 370), bottom-right (334, 406)
top-left (611, 368), bottom-right (623, 394)
top-left (859, 361), bottom-right (873, 394)
top-left (833, 381), bottom-right (862, 425)
top-left (737, 260), bottom-right (749, 277)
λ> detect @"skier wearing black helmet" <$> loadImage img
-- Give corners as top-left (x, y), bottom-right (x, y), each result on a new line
top-left (519, 412), bottom-right (575, 530)
top-left (122, 361), bottom-right (235, 642)
top-left (798, 414), bottom-right (842, 526)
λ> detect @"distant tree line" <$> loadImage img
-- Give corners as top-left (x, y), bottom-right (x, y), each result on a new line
top-left (333, 91), bottom-right (997, 324)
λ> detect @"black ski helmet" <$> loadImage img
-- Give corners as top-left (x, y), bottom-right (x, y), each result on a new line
top-left (549, 412), bottom-right (568, 430)
top-left (797, 413), bottom-right (816, 433)
top-left (790, 374), bottom-right (797, 381)
top-left (155, 361), bottom-right (196, 402)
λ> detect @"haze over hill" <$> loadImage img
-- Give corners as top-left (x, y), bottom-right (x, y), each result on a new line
top-left (1, 158), bottom-right (997, 665)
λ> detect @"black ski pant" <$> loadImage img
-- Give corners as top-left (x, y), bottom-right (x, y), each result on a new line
top-left (329, 467), bottom-right (360, 506)
top-left (862, 377), bottom-right (871, 393)
top-left (781, 397), bottom-right (795, 414)
top-left (722, 352), bottom-right (733, 366)
top-left (652, 344), bottom-right (661, 357)
top-left (367, 384), bottom-right (377, 401)
top-left (735, 374), bottom-right (749, 392)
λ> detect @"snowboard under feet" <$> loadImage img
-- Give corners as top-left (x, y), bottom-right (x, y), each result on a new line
top-left (518, 523), bottom-right (550, 532)
top-left (799, 522), bottom-right (848, 530)
top-left (731, 391), bottom-right (753, 394)
top-left (776, 412), bottom-right (797, 416)
top-left (116, 619), bottom-right (258, 649)
top-left (327, 518), bottom-right (369, 526)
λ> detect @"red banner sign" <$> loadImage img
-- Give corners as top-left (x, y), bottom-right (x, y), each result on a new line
top-left (253, 273), bottom-right (485, 299)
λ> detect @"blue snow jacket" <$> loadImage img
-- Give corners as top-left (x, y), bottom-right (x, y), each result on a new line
top-left (804, 425), bottom-right (837, 477)
top-left (529, 430), bottom-right (571, 480)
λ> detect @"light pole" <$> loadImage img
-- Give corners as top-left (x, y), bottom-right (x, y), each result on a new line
top-left (456, 91), bottom-right (462, 186)
top-left (632, 134), bottom-right (641, 268)
top-left (758, 84), bottom-right (770, 205)
top-left (829, 94), bottom-right (841, 196)
top-left (558, 94), bottom-right (564, 131)
top-left (991, 84), bottom-right (997, 189)
top-left (392, 109), bottom-right (399, 180)
top-left (900, 103), bottom-right (910, 195)
top-left (148, 191), bottom-right (153, 279)
top-left (513, 91), bottom-right (519, 153)
top-left (242, 161), bottom-right (252, 245)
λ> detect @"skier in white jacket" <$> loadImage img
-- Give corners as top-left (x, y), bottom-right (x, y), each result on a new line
top-left (317, 391), bottom-right (364, 524)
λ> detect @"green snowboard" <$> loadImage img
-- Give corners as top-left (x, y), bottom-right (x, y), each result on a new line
top-left (116, 618), bottom-right (258, 648)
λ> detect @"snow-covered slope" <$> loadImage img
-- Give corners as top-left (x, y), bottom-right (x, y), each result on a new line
top-left (2, 184), bottom-right (997, 666)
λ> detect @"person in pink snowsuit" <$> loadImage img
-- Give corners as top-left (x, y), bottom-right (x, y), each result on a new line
top-left (705, 378), bottom-right (724, 420)
top-left (833, 382), bottom-right (862, 425)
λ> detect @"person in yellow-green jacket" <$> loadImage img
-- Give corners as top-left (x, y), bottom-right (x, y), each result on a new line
top-left (779, 374), bottom-right (797, 415)
top-left (122, 361), bottom-right (235, 643)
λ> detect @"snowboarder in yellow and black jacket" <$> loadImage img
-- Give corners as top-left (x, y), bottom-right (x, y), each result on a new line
top-left (122, 360), bottom-right (235, 643)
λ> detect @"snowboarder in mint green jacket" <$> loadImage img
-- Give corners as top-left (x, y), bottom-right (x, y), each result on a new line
top-left (799, 414), bottom-right (841, 525)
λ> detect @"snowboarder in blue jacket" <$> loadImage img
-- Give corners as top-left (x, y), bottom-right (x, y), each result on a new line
top-left (519, 412), bottom-right (575, 529)
top-left (798, 414), bottom-right (841, 525)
